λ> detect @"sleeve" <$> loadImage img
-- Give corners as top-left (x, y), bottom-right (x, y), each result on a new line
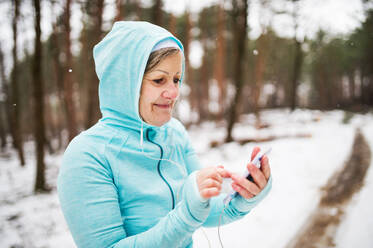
top-left (202, 176), bottom-right (272, 227)
top-left (182, 129), bottom-right (273, 228)
top-left (57, 138), bottom-right (211, 248)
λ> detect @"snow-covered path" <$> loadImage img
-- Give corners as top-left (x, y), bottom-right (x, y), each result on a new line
top-left (334, 121), bottom-right (373, 248)
top-left (1, 109), bottom-right (372, 248)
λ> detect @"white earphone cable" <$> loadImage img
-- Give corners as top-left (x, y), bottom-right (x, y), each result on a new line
top-left (139, 120), bottom-right (211, 248)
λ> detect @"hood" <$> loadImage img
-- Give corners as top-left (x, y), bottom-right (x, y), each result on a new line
top-left (93, 21), bottom-right (184, 132)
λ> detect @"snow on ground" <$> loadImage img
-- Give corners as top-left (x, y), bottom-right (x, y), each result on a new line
top-left (0, 144), bottom-right (75, 248)
top-left (0, 109), bottom-right (372, 248)
top-left (334, 118), bottom-right (373, 248)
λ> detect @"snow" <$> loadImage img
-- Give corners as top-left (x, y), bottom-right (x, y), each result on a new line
top-left (334, 122), bottom-right (373, 248)
top-left (1, 109), bottom-right (373, 248)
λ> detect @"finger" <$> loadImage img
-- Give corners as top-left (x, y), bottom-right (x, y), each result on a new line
top-left (201, 178), bottom-right (222, 190)
top-left (211, 171), bottom-right (223, 184)
top-left (217, 167), bottom-right (232, 178)
top-left (201, 167), bottom-right (222, 184)
top-left (251, 147), bottom-right (260, 161)
top-left (231, 173), bottom-right (261, 195)
top-left (261, 156), bottom-right (271, 180)
top-left (200, 187), bottom-right (220, 198)
top-left (232, 182), bottom-right (254, 199)
top-left (247, 163), bottom-right (267, 189)
top-left (210, 168), bottom-right (224, 183)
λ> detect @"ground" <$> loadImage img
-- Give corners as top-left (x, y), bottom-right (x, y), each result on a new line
top-left (286, 129), bottom-right (372, 248)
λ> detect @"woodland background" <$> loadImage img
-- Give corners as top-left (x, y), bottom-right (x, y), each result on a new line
top-left (0, 0), bottom-right (372, 193)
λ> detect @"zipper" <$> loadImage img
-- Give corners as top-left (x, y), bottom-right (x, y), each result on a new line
top-left (146, 129), bottom-right (175, 210)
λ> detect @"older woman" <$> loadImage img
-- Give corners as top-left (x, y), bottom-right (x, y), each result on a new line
top-left (57, 21), bottom-right (272, 248)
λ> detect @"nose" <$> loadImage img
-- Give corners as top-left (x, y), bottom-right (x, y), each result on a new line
top-left (162, 81), bottom-right (179, 100)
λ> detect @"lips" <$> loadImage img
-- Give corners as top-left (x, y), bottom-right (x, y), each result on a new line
top-left (154, 103), bottom-right (172, 109)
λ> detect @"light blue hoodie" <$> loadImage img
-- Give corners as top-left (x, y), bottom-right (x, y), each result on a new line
top-left (57, 21), bottom-right (272, 248)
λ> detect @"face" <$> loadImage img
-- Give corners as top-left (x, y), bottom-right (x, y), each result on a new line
top-left (139, 52), bottom-right (182, 126)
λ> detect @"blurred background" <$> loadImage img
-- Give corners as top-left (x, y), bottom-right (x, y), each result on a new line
top-left (0, 0), bottom-right (373, 247)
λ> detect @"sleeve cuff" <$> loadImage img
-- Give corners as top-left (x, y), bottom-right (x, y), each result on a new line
top-left (190, 171), bottom-right (209, 203)
top-left (230, 175), bottom-right (272, 213)
top-left (182, 171), bottom-right (210, 223)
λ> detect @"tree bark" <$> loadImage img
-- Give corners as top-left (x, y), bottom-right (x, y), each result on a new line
top-left (252, 33), bottom-right (268, 127)
top-left (152, 0), bottom-right (163, 26)
top-left (214, 1), bottom-right (227, 119)
top-left (33, 0), bottom-right (48, 192)
top-left (135, 0), bottom-right (142, 20)
top-left (0, 47), bottom-right (7, 150)
top-left (114, 0), bottom-right (124, 22)
top-left (63, 0), bottom-right (78, 142)
top-left (11, 0), bottom-right (25, 165)
top-left (0, 103), bottom-right (5, 151)
top-left (85, 0), bottom-right (105, 129)
top-left (199, 38), bottom-right (210, 120)
top-left (184, 10), bottom-right (191, 82)
top-left (168, 13), bottom-right (176, 35)
top-left (290, 0), bottom-right (303, 111)
top-left (50, 15), bottom-right (66, 149)
top-left (290, 38), bottom-right (302, 110)
top-left (225, 0), bottom-right (249, 142)
top-left (348, 72), bottom-right (355, 103)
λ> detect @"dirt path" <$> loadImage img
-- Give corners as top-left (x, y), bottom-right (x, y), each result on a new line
top-left (286, 128), bottom-right (372, 248)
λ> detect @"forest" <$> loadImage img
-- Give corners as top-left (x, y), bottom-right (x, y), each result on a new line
top-left (0, 0), bottom-right (372, 193)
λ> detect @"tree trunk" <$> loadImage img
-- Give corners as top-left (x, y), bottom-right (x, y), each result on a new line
top-left (135, 0), bottom-right (142, 20)
top-left (50, 17), bottom-right (66, 149)
top-left (33, 0), bottom-right (48, 192)
top-left (0, 102), bottom-right (5, 151)
top-left (184, 10), bottom-right (198, 119)
top-left (214, 1), bottom-right (227, 119)
top-left (348, 72), bottom-right (355, 103)
top-left (44, 95), bottom-right (57, 154)
top-left (85, 0), bottom-right (105, 129)
top-left (197, 11), bottom-right (211, 121)
top-left (0, 46), bottom-right (8, 150)
top-left (252, 33), bottom-right (268, 128)
top-left (225, 0), bottom-right (249, 142)
top-left (152, 0), bottom-right (163, 26)
top-left (290, 0), bottom-right (303, 111)
top-left (0, 47), bottom-right (14, 151)
top-left (11, 0), bottom-right (25, 166)
top-left (168, 13), bottom-right (176, 35)
top-left (63, 0), bottom-right (78, 142)
top-left (199, 38), bottom-right (210, 121)
top-left (114, 0), bottom-right (124, 22)
top-left (184, 10), bottom-right (191, 82)
top-left (290, 38), bottom-right (302, 110)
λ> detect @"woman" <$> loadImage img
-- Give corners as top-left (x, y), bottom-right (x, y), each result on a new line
top-left (57, 21), bottom-right (272, 248)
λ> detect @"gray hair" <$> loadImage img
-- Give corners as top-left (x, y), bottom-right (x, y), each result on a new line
top-left (144, 47), bottom-right (181, 74)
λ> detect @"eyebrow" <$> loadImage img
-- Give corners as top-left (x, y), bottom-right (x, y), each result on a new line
top-left (155, 69), bottom-right (181, 75)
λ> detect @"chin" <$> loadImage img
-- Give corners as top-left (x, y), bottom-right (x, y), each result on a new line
top-left (155, 116), bottom-right (172, 126)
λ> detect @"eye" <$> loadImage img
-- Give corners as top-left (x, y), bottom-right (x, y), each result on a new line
top-left (152, 78), bottom-right (164, 84)
top-left (173, 78), bottom-right (181, 84)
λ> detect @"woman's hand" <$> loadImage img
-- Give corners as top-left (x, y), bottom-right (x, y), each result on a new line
top-left (231, 147), bottom-right (271, 199)
top-left (196, 166), bottom-right (231, 199)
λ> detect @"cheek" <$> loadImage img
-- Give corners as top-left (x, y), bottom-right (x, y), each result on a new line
top-left (139, 88), bottom-right (153, 113)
